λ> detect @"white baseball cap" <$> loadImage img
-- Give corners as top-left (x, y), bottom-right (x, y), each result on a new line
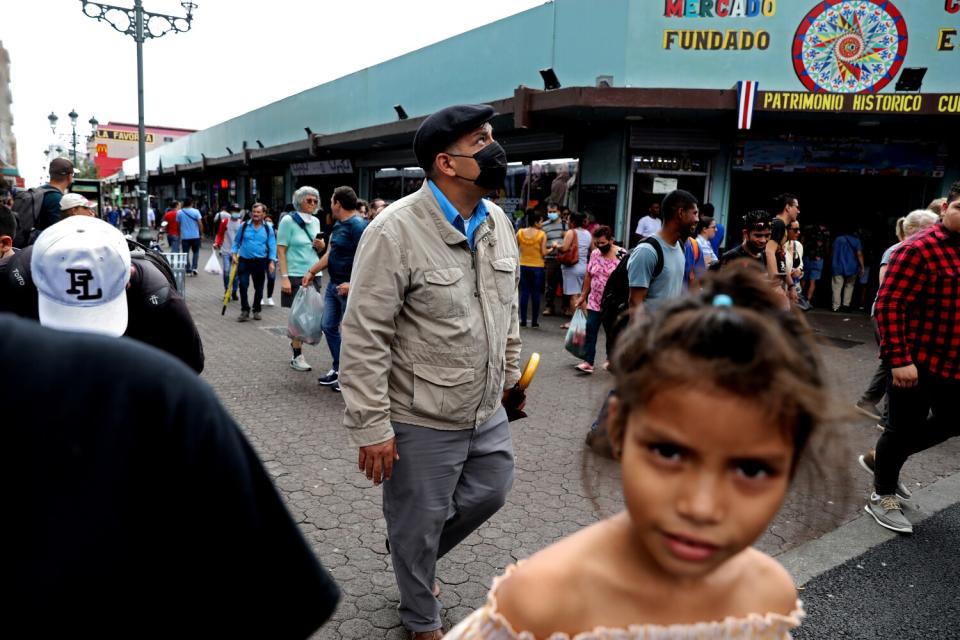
top-left (60, 193), bottom-right (98, 211)
top-left (31, 216), bottom-right (131, 337)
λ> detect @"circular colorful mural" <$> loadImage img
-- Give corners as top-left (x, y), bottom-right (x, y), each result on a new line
top-left (792, 0), bottom-right (908, 94)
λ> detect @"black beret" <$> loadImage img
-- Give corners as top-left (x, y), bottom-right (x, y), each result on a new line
top-left (413, 104), bottom-right (497, 170)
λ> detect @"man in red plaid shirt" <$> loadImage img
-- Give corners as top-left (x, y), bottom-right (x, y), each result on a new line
top-left (861, 182), bottom-right (960, 534)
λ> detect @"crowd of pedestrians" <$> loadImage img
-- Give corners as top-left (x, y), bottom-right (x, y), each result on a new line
top-left (4, 106), bottom-right (960, 638)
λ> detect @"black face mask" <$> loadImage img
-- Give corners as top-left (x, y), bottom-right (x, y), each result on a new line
top-left (598, 243), bottom-right (613, 253)
top-left (449, 141), bottom-right (508, 191)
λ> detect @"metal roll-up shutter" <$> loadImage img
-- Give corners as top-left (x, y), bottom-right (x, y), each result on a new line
top-left (630, 127), bottom-right (721, 152)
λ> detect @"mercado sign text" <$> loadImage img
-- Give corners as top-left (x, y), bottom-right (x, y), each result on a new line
top-left (664, 0), bottom-right (776, 18)
top-left (758, 92), bottom-right (960, 114)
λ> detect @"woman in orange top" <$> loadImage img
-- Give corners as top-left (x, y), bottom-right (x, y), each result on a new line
top-left (516, 210), bottom-right (548, 327)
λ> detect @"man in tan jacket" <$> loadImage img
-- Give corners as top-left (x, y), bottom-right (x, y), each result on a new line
top-left (340, 104), bottom-right (521, 639)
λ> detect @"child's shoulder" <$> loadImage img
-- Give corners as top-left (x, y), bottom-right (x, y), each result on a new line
top-left (727, 547), bottom-right (798, 617)
top-left (495, 522), bottom-right (611, 637)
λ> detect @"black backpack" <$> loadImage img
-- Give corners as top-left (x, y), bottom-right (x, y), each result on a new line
top-left (127, 238), bottom-right (177, 290)
top-left (11, 185), bottom-right (59, 248)
top-left (599, 237), bottom-right (664, 322)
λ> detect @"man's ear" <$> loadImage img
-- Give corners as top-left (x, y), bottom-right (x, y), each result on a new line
top-left (0, 235), bottom-right (12, 253)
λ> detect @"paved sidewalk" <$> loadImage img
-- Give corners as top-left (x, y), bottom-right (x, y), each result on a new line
top-left (182, 244), bottom-right (960, 638)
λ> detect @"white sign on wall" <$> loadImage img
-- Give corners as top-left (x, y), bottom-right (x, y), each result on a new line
top-left (652, 176), bottom-right (678, 194)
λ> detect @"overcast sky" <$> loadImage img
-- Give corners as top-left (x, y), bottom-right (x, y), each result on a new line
top-left (6, 0), bottom-right (545, 185)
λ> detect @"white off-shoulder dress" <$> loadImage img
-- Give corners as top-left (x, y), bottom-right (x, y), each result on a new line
top-left (444, 564), bottom-right (805, 640)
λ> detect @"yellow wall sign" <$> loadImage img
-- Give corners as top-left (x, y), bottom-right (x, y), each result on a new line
top-left (758, 92), bottom-right (960, 114)
top-left (96, 129), bottom-right (155, 143)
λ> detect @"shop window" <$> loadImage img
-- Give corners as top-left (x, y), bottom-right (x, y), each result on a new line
top-left (629, 153), bottom-right (710, 246)
top-left (373, 167), bottom-right (424, 203)
top-left (521, 158), bottom-right (579, 211)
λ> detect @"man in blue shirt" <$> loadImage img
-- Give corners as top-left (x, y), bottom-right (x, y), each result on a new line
top-left (831, 228), bottom-right (864, 312)
top-left (303, 186), bottom-right (367, 392)
top-left (177, 197), bottom-right (204, 275)
top-left (232, 203), bottom-right (277, 321)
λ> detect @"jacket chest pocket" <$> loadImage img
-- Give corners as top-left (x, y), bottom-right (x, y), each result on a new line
top-left (490, 257), bottom-right (517, 305)
top-left (424, 267), bottom-right (469, 318)
top-left (935, 266), bottom-right (960, 302)
top-left (412, 364), bottom-right (475, 422)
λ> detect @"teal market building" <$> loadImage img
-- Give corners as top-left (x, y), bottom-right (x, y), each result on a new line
top-left (109, 0), bottom-right (960, 246)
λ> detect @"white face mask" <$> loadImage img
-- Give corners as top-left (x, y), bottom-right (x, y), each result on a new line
top-left (299, 212), bottom-right (313, 222)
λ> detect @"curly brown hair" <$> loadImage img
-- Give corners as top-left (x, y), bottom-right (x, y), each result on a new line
top-left (608, 267), bottom-right (829, 475)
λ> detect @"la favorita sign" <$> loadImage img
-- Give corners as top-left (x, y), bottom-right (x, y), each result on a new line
top-left (96, 129), bottom-right (155, 143)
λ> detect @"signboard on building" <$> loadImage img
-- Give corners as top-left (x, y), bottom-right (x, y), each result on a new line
top-left (289, 159), bottom-right (353, 176)
top-left (96, 129), bottom-right (155, 143)
top-left (757, 92), bottom-right (960, 115)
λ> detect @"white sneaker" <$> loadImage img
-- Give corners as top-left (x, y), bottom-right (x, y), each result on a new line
top-left (266, 297), bottom-right (276, 307)
top-left (289, 355), bottom-right (312, 371)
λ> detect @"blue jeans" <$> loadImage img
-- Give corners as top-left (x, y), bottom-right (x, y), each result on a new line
top-left (322, 281), bottom-right (349, 370)
top-left (221, 254), bottom-right (239, 296)
top-left (519, 266), bottom-right (545, 324)
top-left (181, 237), bottom-right (201, 271)
top-left (167, 234), bottom-right (180, 253)
top-left (583, 309), bottom-right (604, 366)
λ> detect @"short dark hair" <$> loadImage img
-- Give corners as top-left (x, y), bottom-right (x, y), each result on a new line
top-left (569, 211), bottom-right (587, 228)
top-left (773, 193), bottom-right (797, 213)
top-left (696, 216), bottom-right (715, 235)
top-left (0, 204), bottom-right (17, 238)
top-left (948, 181), bottom-right (960, 205)
top-left (182, 197), bottom-right (194, 207)
top-left (592, 225), bottom-right (613, 240)
top-left (743, 209), bottom-right (772, 230)
top-left (661, 189), bottom-right (698, 221)
top-left (333, 186), bottom-right (359, 210)
top-left (356, 199), bottom-right (368, 211)
top-left (701, 202), bottom-right (715, 217)
top-left (526, 209), bottom-right (544, 226)
top-left (546, 201), bottom-right (559, 210)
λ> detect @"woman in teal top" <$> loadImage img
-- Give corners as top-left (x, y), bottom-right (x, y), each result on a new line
top-left (278, 186), bottom-right (325, 372)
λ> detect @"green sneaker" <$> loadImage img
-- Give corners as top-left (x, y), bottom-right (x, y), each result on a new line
top-left (858, 451), bottom-right (912, 500)
top-left (865, 493), bottom-right (913, 534)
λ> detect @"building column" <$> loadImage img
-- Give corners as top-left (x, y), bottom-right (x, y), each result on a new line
top-left (577, 127), bottom-right (630, 241)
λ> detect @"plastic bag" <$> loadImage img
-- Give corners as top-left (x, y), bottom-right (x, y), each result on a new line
top-left (564, 309), bottom-right (588, 359)
top-left (287, 283), bottom-right (325, 344)
top-left (204, 252), bottom-right (222, 275)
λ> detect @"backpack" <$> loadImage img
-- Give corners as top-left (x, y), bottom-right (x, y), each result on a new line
top-left (127, 238), bottom-right (177, 289)
top-left (236, 220), bottom-right (273, 255)
top-left (11, 186), bottom-right (59, 248)
top-left (599, 237), bottom-right (664, 323)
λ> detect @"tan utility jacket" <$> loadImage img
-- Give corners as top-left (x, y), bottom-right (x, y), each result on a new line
top-left (340, 183), bottom-right (522, 448)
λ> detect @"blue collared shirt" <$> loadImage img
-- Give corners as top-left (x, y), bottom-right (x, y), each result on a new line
top-left (427, 179), bottom-right (488, 250)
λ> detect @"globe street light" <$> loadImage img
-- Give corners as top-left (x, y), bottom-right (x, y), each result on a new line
top-left (48, 112), bottom-right (58, 134)
top-left (68, 108), bottom-right (79, 165)
top-left (79, 0), bottom-right (197, 244)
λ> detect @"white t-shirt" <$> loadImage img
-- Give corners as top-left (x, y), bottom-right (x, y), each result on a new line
top-left (635, 215), bottom-right (662, 237)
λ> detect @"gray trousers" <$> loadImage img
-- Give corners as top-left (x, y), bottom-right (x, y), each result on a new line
top-left (383, 406), bottom-right (514, 632)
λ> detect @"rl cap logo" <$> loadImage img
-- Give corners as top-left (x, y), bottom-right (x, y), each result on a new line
top-left (66, 268), bottom-right (103, 301)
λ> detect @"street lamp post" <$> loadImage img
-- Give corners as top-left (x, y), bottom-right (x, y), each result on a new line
top-left (68, 109), bottom-right (79, 166)
top-left (48, 110), bottom-right (96, 170)
top-left (79, 0), bottom-right (197, 244)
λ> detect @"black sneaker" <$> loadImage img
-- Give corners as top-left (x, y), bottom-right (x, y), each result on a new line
top-left (520, 321), bottom-right (527, 327)
top-left (252, 311), bottom-right (261, 321)
top-left (231, 293), bottom-right (239, 301)
top-left (237, 311), bottom-right (249, 322)
top-left (332, 380), bottom-right (341, 393)
top-left (317, 369), bottom-right (339, 385)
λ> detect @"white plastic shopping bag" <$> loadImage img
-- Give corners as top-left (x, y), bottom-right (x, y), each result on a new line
top-left (204, 252), bottom-right (222, 275)
top-left (287, 283), bottom-right (325, 344)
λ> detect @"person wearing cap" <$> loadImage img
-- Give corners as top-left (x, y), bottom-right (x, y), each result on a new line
top-left (339, 104), bottom-right (521, 639)
top-left (59, 192), bottom-right (97, 218)
top-left (1, 215), bottom-right (205, 372)
top-left (33, 157), bottom-right (75, 233)
top-left (31, 215), bottom-right (132, 337)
